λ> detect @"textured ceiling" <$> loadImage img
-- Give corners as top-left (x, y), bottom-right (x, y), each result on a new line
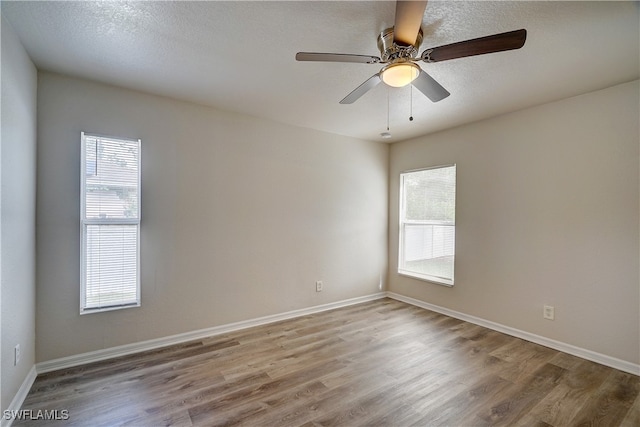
top-left (2, 1), bottom-right (639, 142)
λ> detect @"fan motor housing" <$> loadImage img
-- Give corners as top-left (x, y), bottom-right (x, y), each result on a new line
top-left (377, 27), bottom-right (423, 62)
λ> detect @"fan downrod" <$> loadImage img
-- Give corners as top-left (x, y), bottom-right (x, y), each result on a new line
top-left (377, 27), bottom-right (423, 62)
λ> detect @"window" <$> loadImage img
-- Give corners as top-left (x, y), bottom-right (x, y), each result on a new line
top-left (399, 165), bottom-right (456, 286)
top-left (81, 132), bottom-right (141, 313)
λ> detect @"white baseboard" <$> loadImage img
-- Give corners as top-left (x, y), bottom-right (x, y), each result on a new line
top-left (1, 365), bottom-right (37, 427)
top-left (36, 293), bottom-right (387, 374)
top-left (386, 292), bottom-right (640, 376)
top-left (34, 290), bottom-right (640, 377)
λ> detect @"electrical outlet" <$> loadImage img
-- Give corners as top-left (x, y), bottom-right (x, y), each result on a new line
top-left (14, 344), bottom-right (21, 366)
top-left (316, 281), bottom-right (323, 292)
top-left (543, 305), bottom-right (555, 320)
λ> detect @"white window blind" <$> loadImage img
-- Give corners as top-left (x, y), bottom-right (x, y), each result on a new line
top-left (81, 133), bottom-right (141, 313)
top-left (399, 165), bottom-right (456, 286)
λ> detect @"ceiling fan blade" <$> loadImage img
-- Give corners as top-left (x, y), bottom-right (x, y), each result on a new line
top-left (393, 1), bottom-right (428, 46)
top-left (412, 70), bottom-right (450, 102)
top-left (296, 52), bottom-right (380, 64)
top-left (340, 74), bottom-right (382, 104)
top-left (421, 29), bottom-right (527, 63)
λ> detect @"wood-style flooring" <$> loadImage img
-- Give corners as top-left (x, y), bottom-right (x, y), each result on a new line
top-left (15, 298), bottom-right (640, 426)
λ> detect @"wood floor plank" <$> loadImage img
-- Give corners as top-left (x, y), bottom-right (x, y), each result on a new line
top-left (620, 393), bottom-right (640, 427)
top-left (526, 358), bottom-right (612, 426)
top-left (13, 298), bottom-right (639, 427)
top-left (569, 369), bottom-right (640, 426)
top-left (476, 362), bottom-right (567, 426)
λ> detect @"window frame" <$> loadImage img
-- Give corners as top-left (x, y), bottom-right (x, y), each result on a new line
top-left (398, 164), bottom-right (456, 287)
top-left (80, 132), bottom-right (141, 314)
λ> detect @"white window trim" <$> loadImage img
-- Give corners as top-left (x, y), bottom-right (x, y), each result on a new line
top-left (80, 132), bottom-right (141, 314)
top-left (398, 165), bottom-right (456, 287)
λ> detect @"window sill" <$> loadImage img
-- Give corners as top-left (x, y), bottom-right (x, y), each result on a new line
top-left (80, 302), bottom-right (140, 315)
top-left (398, 270), bottom-right (454, 287)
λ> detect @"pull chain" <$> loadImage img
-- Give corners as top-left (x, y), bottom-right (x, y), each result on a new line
top-left (409, 84), bottom-right (414, 122)
top-left (387, 87), bottom-right (390, 131)
top-left (380, 87), bottom-right (392, 139)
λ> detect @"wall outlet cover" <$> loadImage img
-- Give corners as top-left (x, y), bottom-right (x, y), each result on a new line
top-left (543, 305), bottom-right (555, 320)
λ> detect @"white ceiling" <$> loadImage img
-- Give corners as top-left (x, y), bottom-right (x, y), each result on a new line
top-left (2, 1), bottom-right (639, 143)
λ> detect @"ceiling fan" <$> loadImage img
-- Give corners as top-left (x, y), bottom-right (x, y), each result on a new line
top-left (296, 1), bottom-right (526, 104)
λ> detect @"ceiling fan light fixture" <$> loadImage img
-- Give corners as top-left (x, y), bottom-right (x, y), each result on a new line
top-left (381, 62), bottom-right (420, 88)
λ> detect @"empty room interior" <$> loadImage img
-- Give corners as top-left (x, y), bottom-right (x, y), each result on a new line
top-left (1, 1), bottom-right (639, 426)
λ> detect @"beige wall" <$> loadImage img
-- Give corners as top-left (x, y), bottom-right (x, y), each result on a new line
top-left (389, 80), bottom-right (640, 365)
top-left (36, 72), bottom-right (389, 362)
top-left (1, 16), bottom-right (38, 411)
